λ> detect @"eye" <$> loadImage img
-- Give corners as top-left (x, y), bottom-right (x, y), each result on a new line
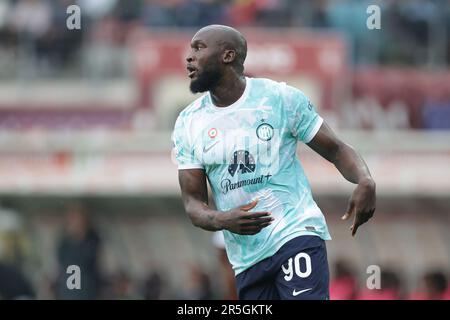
top-left (191, 42), bottom-right (205, 52)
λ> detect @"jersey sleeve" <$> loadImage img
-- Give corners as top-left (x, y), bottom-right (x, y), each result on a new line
top-left (171, 115), bottom-right (204, 170)
top-left (282, 84), bottom-right (323, 143)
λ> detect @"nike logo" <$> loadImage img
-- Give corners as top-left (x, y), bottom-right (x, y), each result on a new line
top-left (203, 141), bottom-right (219, 153)
top-left (292, 288), bottom-right (313, 296)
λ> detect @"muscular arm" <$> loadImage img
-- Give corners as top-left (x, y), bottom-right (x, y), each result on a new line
top-left (307, 122), bottom-right (373, 185)
top-left (178, 169), bottom-right (273, 234)
top-left (178, 168), bottom-right (220, 231)
top-left (307, 121), bottom-right (376, 236)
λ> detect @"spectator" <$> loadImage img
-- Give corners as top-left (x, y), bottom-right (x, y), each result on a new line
top-left (409, 270), bottom-right (448, 300)
top-left (141, 0), bottom-right (176, 28)
top-left (54, 202), bottom-right (103, 300)
top-left (142, 271), bottom-right (164, 300)
top-left (44, 0), bottom-right (83, 67)
top-left (108, 270), bottom-right (138, 300)
top-left (185, 265), bottom-right (213, 300)
top-left (357, 268), bottom-right (403, 300)
top-left (329, 260), bottom-right (358, 300)
top-left (9, 0), bottom-right (53, 64)
top-left (9, 0), bottom-right (52, 39)
top-left (0, 261), bottom-right (35, 299)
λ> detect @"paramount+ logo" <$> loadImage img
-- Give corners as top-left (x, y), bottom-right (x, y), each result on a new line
top-left (221, 149), bottom-right (272, 195)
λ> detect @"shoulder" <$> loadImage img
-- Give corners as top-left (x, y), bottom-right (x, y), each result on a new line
top-left (174, 94), bottom-right (209, 127)
top-left (249, 77), bottom-right (286, 93)
top-left (250, 77), bottom-right (309, 105)
top-left (249, 77), bottom-right (306, 99)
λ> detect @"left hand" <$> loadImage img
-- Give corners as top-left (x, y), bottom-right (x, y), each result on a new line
top-left (342, 179), bottom-right (376, 236)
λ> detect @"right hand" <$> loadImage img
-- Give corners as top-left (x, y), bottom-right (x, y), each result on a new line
top-left (217, 200), bottom-right (273, 235)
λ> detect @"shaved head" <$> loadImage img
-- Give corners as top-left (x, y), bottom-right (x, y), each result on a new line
top-left (194, 25), bottom-right (247, 73)
top-left (186, 25), bottom-right (247, 93)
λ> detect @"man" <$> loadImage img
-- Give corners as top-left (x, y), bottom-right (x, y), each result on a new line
top-left (55, 203), bottom-right (102, 299)
top-left (172, 25), bottom-right (376, 300)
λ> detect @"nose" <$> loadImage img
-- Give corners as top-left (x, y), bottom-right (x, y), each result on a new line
top-left (186, 51), bottom-right (194, 63)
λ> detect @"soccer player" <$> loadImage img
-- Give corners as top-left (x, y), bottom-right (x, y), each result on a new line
top-left (172, 25), bottom-right (376, 300)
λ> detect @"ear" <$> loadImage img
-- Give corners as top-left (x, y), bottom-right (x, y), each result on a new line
top-left (222, 50), bottom-right (236, 64)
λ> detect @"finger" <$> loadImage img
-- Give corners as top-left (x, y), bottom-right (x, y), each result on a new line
top-left (342, 201), bottom-right (355, 220)
top-left (242, 221), bottom-right (272, 232)
top-left (240, 199), bottom-right (259, 211)
top-left (351, 210), bottom-right (374, 236)
top-left (239, 228), bottom-right (261, 235)
top-left (241, 217), bottom-right (274, 227)
top-left (243, 221), bottom-right (272, 230)
top-left (240, 223), bottom-right (271, 235)
top-left (351, 214), bottom-right (363, 237)
top-left (242, 211), bottom-right (271, 219)
top-left (351, 223), bottom-right (359, 237)
top-left (260, 221), bottom-right (272, 228)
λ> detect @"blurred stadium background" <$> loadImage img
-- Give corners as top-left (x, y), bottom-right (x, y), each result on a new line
top-left (0, 0), bottom-right (449, 300)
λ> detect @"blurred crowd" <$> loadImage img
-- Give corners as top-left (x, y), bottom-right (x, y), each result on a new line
top-left (0, 0), bottom-right (449, 76)
top-left (329, 260), bottom-right (450, 300)
top-left (0, 202), bottom-right (449, 300)
top-left (0, 202), bottom-right (217, 300)
top-left (0, 0), bottom-right (449, 300)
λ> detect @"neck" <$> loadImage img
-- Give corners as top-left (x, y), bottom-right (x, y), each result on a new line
top-left (209, 72), bottom-right (246, 108)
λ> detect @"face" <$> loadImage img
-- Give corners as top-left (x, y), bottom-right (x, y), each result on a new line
top-left (66, 205), bottom-right (88, 238)
top-left (186, 31), bottom-right (223, 93)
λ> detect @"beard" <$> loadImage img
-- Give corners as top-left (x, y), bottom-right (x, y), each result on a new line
top-left (189, 64), bottom-right (222, 94)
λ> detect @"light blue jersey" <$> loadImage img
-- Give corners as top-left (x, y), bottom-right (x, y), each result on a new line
top-left (172, 77), bottom-right (331, 275)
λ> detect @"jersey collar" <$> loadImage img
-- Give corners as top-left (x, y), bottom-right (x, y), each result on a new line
top-left (207, 77), bottom-right (251, 111)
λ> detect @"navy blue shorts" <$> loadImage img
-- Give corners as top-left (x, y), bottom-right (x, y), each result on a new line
top-left (235, 235), bottom-right (329, 300)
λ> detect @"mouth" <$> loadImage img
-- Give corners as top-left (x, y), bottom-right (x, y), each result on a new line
top-left (187, 65), bottom-right (197, 79)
